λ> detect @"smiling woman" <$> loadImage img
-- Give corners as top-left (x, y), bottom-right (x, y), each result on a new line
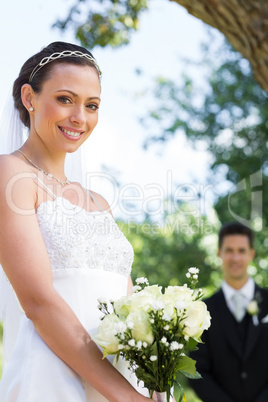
top-left (0, 42), bottom-right (151, 402)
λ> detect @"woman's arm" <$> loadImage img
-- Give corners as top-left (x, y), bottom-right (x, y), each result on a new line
top-left (128, 276), bottom-right (134, 295)
top-left (0, 157), bottom-right (149, 402)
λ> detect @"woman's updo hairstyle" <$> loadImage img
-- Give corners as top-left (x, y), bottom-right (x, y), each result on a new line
top-left (13, 41), bottom-right (100, 129)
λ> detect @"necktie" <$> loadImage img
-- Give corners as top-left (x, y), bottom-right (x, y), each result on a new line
top-left (232, 292), bottom-right (246, 322)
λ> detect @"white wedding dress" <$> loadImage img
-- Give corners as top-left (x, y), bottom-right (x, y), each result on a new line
top-left (0, 178), bottom-right (148, 401)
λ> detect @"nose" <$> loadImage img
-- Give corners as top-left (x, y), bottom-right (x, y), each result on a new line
top-left (70, 105), bottom-right (86, 126)
top-left (232, 252), bottom-right (241, 261)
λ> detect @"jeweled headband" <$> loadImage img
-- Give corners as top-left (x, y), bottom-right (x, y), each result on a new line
top-left (29, 50), bottom-right (102, 83)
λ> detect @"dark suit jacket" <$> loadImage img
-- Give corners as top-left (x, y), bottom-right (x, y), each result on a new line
top-left (189, 284), bottom-right (268, 402)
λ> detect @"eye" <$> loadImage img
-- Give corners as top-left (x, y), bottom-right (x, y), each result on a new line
top-left (87, 103), bottom-right (99, 111)
top-left (57, 96), bottom-right (72, 104)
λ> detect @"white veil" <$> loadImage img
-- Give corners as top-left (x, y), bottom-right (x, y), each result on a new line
top-left (0, 91), bottom-right (85, 370)
top-left (0, 93), bottom-right (26, 369)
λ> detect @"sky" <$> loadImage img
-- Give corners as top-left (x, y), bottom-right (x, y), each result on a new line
top-left (0, 0), bottom-right (214, 220)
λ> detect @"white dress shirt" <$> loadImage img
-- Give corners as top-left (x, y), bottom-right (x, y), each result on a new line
top-left (222, 277), bottom-right (255, 318)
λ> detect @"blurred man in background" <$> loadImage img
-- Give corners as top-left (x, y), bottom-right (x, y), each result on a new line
top-left (190, 222), bottom-right (268, 402)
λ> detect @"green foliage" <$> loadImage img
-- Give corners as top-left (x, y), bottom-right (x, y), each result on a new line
top-left (53, 0), bottom-right (148, 49)
top-left (139, 37), bottom-right (268, 285)
top-left (119, 205), bottom-right (221, 291)
top-left (177, 355), bottom-right (200, 379)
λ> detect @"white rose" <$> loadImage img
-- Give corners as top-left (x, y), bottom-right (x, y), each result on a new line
top-left (93, 314), bottom-right (122, 356)
top-left (114, 321), bottom-right (127, 334)
top-left (165, 285), bottom-right (193, 303)
top-left (142, 285), bottom-right (163, 297)
top-left (163, 286), bottom-right (193, 317)
top-left (113, 296), bottom-right (132, 319)
top-left (247, 300), bottom-right (259, 315)
top-left (126, 310), bottom-right (154, 345)
top-left (130, 287), bottom-right (160, 313)
top-left (181, 301), bottom-right (211, 340)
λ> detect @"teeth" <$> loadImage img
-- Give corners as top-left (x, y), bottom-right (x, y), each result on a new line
top-left (61, 127), bottom-right (82, 137)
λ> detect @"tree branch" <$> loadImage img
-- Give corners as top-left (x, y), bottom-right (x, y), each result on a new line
top-left (171, 0), bottom-right (268, 91)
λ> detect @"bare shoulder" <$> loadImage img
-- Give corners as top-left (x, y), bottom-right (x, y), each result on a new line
top-left (89, 190), bottom-right (112, 215)
top-left (0, 153), bottom-right (32, 177)
top-left (0, 154), bottom-right (36, 209)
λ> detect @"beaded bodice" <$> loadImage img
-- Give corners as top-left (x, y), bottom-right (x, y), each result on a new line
top-left (36, 197), bottom-right (133, 277)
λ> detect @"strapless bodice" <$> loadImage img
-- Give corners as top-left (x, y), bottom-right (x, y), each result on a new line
top-left (36, 196), bottom-right (133, 276)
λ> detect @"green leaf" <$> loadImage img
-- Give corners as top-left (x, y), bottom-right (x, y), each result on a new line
top-left (179, 369), bottom-right (202, 380)
top-left (173, 381), bottom-right (184, 402)
top-left (176, 355), bottom-right (197, 376)
top-left (186, 337), bottom-right (198, 351)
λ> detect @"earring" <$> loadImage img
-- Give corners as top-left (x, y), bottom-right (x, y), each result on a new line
top-left (29, 107), bottom-right (34, 112)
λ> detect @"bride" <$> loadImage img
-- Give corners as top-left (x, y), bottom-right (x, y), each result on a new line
top-left (0, 41), bottom-right (151, 401)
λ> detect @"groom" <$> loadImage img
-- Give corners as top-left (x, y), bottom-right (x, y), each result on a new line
top-left (189, 222), bottom-right (268, 402)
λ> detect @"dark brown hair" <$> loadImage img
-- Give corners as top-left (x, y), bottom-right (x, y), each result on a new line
top-left (13, 41), bottom-right (99, 129)
top-left (218, 222), bottom-right (254, 249)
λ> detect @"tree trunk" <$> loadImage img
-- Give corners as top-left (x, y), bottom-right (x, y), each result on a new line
top-left (171, 0), bottom-right (268, 92)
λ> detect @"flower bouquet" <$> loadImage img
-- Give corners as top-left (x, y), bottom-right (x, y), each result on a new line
top-left (94, 268), bottom-right (211, 401)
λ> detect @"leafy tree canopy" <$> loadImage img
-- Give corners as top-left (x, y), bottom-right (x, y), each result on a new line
top-left (137, 36), bottom-right (268, 283)
top-left (118, 204), bottom-right (220, 294)
top-left (53, 0), bottom-right (148, 48)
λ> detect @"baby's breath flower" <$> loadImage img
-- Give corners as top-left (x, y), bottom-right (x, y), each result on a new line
top-left (118, 344), bottom-right (124, 350)
top-left (136, 341), bottom-right (142, 349)
top-left (150, 355), bottom-right (157, 361)
top-left (128, 339), bottom-right (135, 347)
top-left (131, 285), bottom-right (141, 293)
top-left (164, 325), bottom-right (169, 331)
top-left (184, 335), bottom-right (189, 341)
top-left (186, 273), bottom-right (191, 279)
top-left (188, 267), bottom-right (199, 275)
top-left (170, 341), bottom-right (183, 351)
top-left (136, 277), bottom-right (149, 285)
top-left (150, 318), bottom-right (155, 324)
top-left (162, 312), bottom-right (172, 321)
top-left (143, 342), bottom-right (148, 348)
top-left (193, 274), bottom-right (198, 280)
top-left (161, 336), bottom-right (169, 347)
top-left (114, 322), bottom-right (127, 334)
top-left (97, 297), bottom-right (108, 304)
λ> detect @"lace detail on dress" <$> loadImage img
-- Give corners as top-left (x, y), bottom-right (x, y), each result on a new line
top-left (36, 197), bottom-right (133, 277)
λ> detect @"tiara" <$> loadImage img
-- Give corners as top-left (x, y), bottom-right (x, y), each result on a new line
top-left (29, 50), bottom-right (102, 83)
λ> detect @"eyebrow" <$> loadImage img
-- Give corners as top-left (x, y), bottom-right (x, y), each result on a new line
top-left (55, 89), bottom-right (100, 101)
top-left (225, 247), bottom-right (247, 252)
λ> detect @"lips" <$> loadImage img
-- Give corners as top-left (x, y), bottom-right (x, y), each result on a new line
top-left (58, 126), bottom-right (84, 140)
